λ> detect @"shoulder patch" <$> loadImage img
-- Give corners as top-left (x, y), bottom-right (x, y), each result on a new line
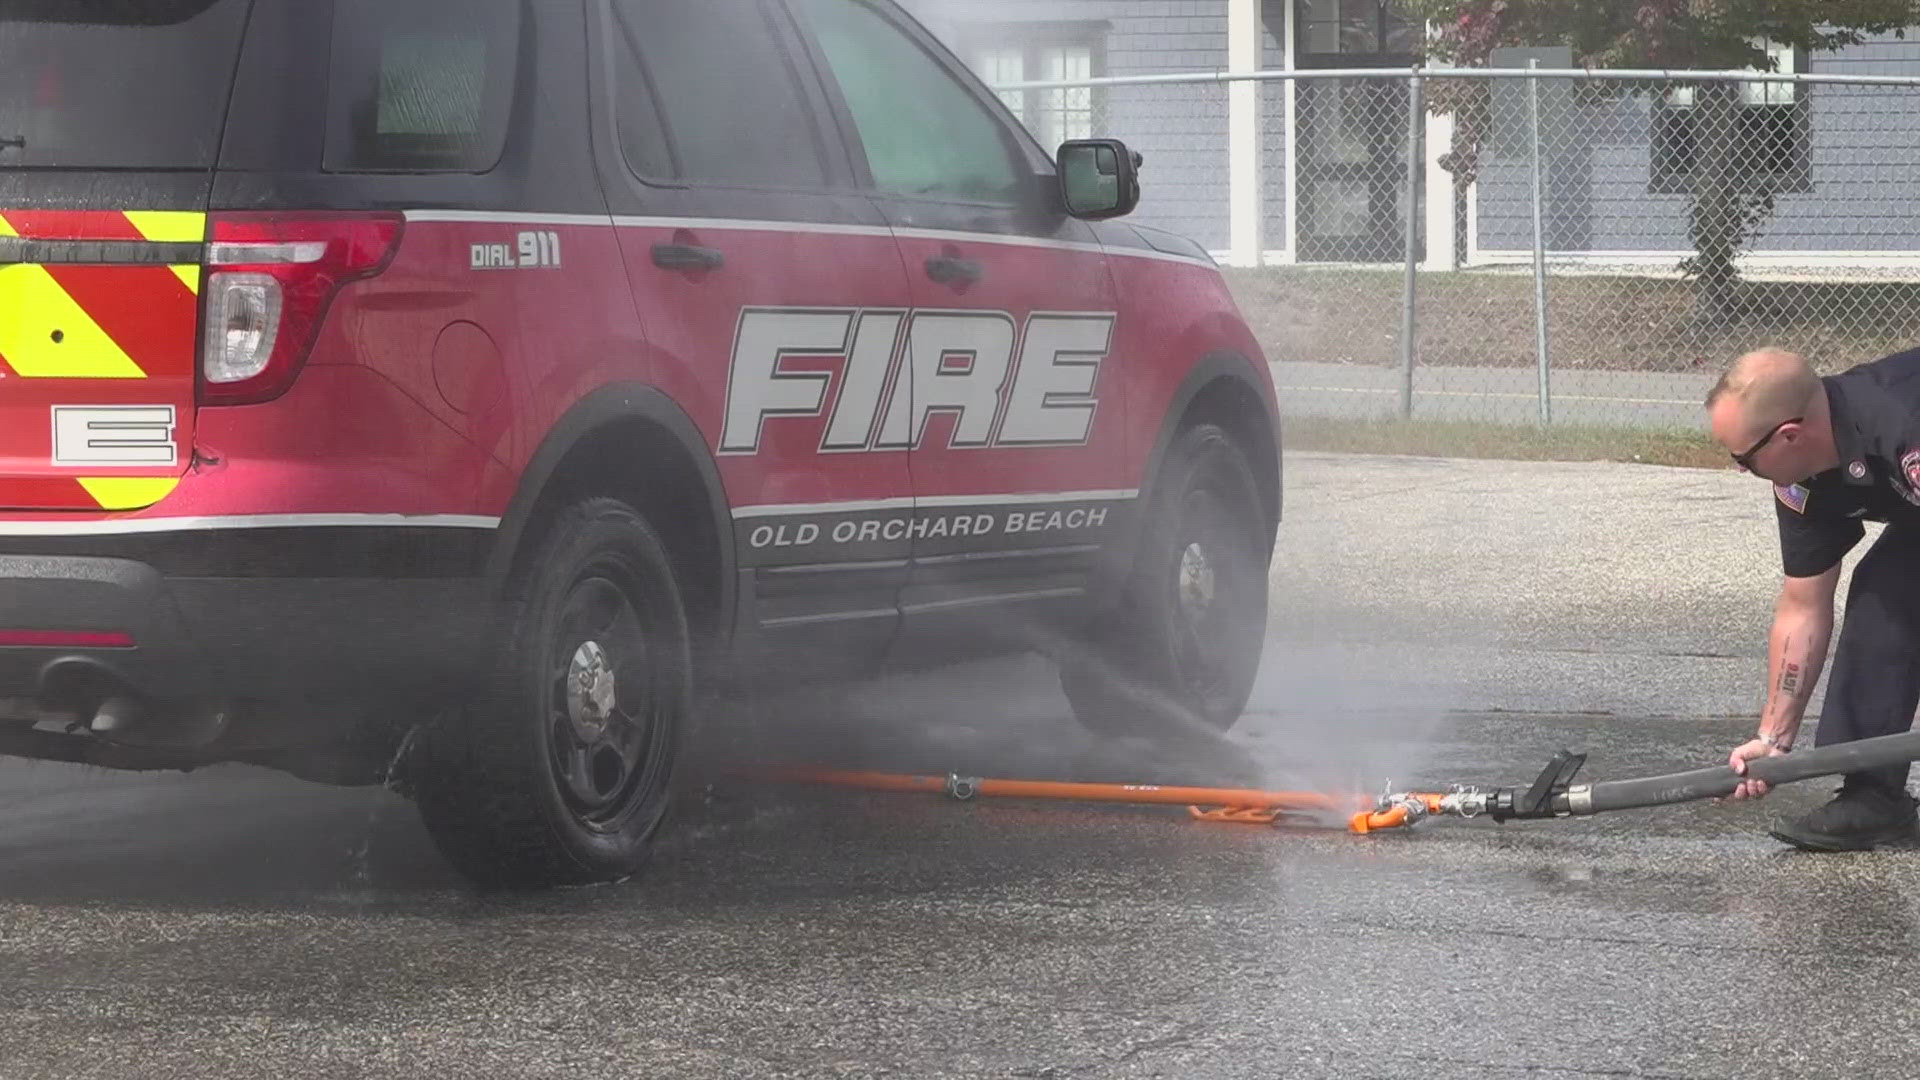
top-left (1775, 482), bottom-right (1809, 514)
top-left (1903, 448), bottom-right (1920, 494)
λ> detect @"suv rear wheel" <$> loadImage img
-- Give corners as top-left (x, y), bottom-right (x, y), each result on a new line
top-left (1061, 423), bottom-right (1268, 738)
top-left (411, 498), bottom-right (690, 888)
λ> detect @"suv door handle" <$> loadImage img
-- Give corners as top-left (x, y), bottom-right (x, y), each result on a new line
top-left (924, 255), bottom-right (983, 287)
top-left (652, 243), bottom-right (725, 271)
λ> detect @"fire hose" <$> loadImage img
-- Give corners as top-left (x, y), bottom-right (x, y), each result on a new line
top-left (1356, 726), bottom-right (1920, 832)
top-left (752, 727), bottom-right (1920, 835)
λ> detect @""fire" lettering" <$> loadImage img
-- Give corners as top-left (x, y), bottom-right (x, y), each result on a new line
top-left (719, 307), bottom-right (1113, 454)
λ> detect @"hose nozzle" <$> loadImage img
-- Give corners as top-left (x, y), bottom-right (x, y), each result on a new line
top-left (1348, 788), bottom-right (1497, 833)
top-left (1349, 791), bottom-right (1444, 833)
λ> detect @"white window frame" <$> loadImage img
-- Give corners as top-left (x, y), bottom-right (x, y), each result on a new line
top-left (1651, 38), bottom-right (1810, 195)
top-left (964, 24), bottom-right (1107, 153)
top-left (1665, 38), bottom-right (1801, 109)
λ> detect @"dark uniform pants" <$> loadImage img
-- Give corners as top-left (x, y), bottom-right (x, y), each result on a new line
top-left (1818, 525), bottom-right (1920, 795)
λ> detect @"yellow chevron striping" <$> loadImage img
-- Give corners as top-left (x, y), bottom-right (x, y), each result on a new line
top-left (0, 264), bottom-right (146, 379)
top-left (77, 477), bottom-right (181, 511)
top-left (123, 211), bottom-right (207, 245)
top-left (125, 214), bottom-right (205, 294)
top-left (0, 215), bottom-right (15, 238)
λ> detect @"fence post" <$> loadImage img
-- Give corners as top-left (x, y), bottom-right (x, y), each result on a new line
top-left (1400, 70), bottom-right (1423, 419)
top-left (1527, 58), bottom-right (1551, 424)
top-left (1227, 0), bottom-right (1264, 266)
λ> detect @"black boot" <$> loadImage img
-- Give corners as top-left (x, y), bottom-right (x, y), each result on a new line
top-left (1769, 782), bottom-right (1920, 852)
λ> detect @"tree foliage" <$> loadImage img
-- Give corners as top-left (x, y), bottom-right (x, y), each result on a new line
top-left (1405, 0), bottom-right (1914, 320)
top-left (1406, 0), bottom-right (1914, 71)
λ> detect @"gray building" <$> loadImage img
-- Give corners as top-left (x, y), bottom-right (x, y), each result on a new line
top-left (900, 0), bottom-right (1920, 271)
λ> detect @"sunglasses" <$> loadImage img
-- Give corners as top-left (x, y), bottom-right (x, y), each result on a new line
top-left (1731, 416), bottom-right (1802, 471)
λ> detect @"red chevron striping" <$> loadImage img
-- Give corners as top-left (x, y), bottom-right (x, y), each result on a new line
top-left (0, 210), bottom-right (145, 241)
top-left (0, 479), bottom-right (97, 512)
top-left (40, 264), bottom-right (198, 379)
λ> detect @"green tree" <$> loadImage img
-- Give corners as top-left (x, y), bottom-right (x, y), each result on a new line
top-left (1407, 0), bottom-right (1914, 323)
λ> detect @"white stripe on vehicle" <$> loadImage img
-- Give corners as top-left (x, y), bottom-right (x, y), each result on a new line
top-left (403, 210), bottom-right (609, 227)
top-left (401, 211), bottom-right (1212, 267)
top-left (0, 514), bottom-right (501, 537)
top-left (731, 489), bottom-right (1138, 520)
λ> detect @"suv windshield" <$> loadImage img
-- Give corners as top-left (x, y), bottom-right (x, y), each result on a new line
top-left (0, 0), bottom-right (252, 169)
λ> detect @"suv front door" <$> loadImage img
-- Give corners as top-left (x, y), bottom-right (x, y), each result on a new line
top-left (787, 0), bottom-right (1133, 663)
top-left (594, 0), bottom-right (918, 679)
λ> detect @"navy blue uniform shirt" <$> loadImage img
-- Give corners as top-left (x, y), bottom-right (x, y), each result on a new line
top-left (1774, 347), bottom-right (1920, 577)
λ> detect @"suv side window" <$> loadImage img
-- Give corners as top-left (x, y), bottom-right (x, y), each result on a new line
top-left (610, 0), bottom-right (831, 189)
top-left (325, 0), bottom-right (520, 173)
top-left (790, 0), bottom-right (1027, 204)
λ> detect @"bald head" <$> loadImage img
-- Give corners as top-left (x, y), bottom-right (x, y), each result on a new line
top-left (1707, 348), bottom-right (1822, 437)
top-left (1705, 348), bottom-right (1840, 482)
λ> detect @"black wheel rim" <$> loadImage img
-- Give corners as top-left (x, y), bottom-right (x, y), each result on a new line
top-left (546, 564), bottom-right (672, 833)
top-left (1165, 484), bottom-right (1256, 714)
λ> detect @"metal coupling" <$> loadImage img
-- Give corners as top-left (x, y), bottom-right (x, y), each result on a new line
top-left (1379, 793), bottom-right (1432, 825)
top-left (1440, 788), bottom-right (1490, 819)
top-left (1566, 783), bottom-right (1594, 815)
top-left (945, 773), bottom-right (981, 801)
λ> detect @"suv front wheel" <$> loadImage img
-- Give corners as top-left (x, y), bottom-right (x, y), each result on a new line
top-left (411, 498), bottom-right (691, 888)
top-left (1061, 423), bottom-right (1269, 738)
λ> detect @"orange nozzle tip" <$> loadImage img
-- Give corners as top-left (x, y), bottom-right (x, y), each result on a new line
top-left (1350, 806), bottom-right (1414, 834)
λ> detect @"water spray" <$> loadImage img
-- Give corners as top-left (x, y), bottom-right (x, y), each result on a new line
top-left (751, 728), bottom-right (1920, 835)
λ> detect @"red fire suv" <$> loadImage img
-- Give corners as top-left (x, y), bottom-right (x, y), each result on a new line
top-left (0, 0), bottom-right (1281, 886)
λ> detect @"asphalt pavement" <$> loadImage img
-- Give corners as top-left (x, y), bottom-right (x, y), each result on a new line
top-left (0, 451), bottom-right (1907, 1079)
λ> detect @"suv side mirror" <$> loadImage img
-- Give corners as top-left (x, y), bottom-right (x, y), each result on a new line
top-left (1057, 139), bottom-right (1141, 220)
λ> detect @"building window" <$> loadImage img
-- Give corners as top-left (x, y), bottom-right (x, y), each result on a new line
top-left (1651, 41), bottom-right (1810, 195)
top-left (1296, 0), bottom-right (1421, 65)
top-left (966, 26), bottom-right (1105, 151)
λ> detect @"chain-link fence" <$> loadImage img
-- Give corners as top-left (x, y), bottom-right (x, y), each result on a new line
top-left (1003, 75), bottom-right (1238, 252)
top-left (999, 66), bottom-right (1920, 431)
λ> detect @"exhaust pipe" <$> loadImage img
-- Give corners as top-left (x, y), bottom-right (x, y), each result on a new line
top-left (89, 695), bottom-right (145, 738)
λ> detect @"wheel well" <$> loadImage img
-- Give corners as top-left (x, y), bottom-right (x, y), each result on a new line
top-left (1179, 376), bottom-right (1281, 537)
top-left (509, 418), bottom-right (727, 672)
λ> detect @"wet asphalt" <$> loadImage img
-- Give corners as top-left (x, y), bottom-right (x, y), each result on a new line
top-left (2, 452), bottom-right (1912, 1079)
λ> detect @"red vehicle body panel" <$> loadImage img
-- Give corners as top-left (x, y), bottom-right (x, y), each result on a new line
top-left (0, 215), bottom-right (1273, 535)
top-left (0, 0), bottom-right (1279, 738)
top-left (0, 210), bottom-right (201, 513)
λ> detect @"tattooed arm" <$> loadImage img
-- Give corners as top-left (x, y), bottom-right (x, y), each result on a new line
top-left (1729, 565), bottom-right (1843, 800)
top-left (1761, 567), bottom-right (1843, 747)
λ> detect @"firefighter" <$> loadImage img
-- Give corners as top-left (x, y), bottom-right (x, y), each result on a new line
top-left (1708, 346), bottom-right (1920, 850)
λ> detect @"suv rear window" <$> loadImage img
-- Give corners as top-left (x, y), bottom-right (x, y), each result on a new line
top-left (609, 0), bottom-right (832, 189)
top-left (324, 0), bottom-right (520, 173)
top-left (0, 0), bottom-right (251, 170)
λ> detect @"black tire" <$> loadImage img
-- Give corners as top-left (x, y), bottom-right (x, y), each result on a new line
top-left (411, 498), bottom-right (691, 888)
top-left (1061, 423), bottom-right (1269, 738)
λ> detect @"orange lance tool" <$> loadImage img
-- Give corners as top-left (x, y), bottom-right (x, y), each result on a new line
top-left (751, 729), bottom-right (1920, 837)
top-left (746, 766), bottom-right (1374, 825)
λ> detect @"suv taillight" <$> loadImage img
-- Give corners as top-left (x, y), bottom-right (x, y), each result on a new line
top-left (200, 212), bottom-right (404, 406)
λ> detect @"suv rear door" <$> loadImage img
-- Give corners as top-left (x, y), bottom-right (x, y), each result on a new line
top-left (592, 0), bottom-right (918, 679)
top-left (0, 0), bottom-right (250, 512)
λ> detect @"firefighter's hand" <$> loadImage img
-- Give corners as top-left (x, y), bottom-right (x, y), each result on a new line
top-left (1726, 739), bottom-right (1787, 800)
